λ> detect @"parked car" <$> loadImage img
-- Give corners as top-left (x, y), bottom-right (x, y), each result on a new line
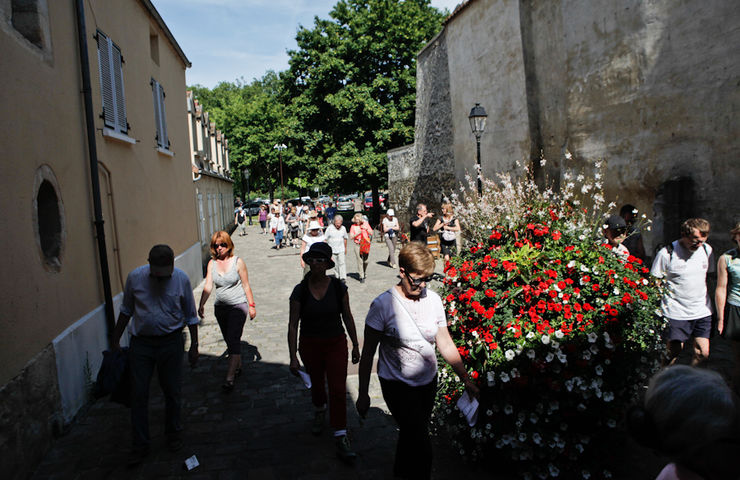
top-left (336, 196), bottom-right (354, 211)
top-left (244, 201), bottom-right (262, 216)
top-left (317, 195), bottom-right (331, 205)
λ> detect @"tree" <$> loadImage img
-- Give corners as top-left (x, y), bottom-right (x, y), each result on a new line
top-left (282, 0), bottom-right (445, 221)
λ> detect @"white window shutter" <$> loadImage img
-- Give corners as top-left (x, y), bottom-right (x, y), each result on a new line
top-left (111, 42), bottom-right (127, 132)
top-left (152, 80), bottom-right (169, 149)
top-left (97, 31), bottom-right (127, 133)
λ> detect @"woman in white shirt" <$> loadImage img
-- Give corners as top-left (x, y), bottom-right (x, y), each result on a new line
top-left (268, 208), bottom-right (286, 250)
top-left (382, 209), bottom-right (400, 268)
top-left (300, 220), bottom-right (326, 276)
top-left (356, 242), bottom-right (478, 479)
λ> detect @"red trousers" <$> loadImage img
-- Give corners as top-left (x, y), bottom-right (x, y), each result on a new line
top-left (299, 334), bottom-right (348, 430)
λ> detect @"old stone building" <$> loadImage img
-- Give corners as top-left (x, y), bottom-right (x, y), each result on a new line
top-left (390, 0), bottom-right (739, 252)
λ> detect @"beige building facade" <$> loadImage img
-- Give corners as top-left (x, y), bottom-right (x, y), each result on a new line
top-left (0, 1), bottom-right (202, 477)
top-left (392, 0), bottom-right (739, 252)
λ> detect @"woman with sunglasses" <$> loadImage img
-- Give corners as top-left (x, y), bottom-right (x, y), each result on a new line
top-left (356, 242), bottom-right (478, 479)
top-left (288, 242), bottom-right (361, 462)
top-left (198, 231), bottom-right (256, 392)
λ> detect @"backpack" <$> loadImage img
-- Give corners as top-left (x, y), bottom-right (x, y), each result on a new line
top-left (664, 241), bottom-right (708, 261)
top-left (299, 274), bottom-right (345, 317)
top-left (238, 211), bottom-right (246, 224)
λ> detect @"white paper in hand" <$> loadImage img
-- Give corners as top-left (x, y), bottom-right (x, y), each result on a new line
top-left (298, 369), bottom-right (312, 389)
top-left (456, 391), bottom-right (479, 427)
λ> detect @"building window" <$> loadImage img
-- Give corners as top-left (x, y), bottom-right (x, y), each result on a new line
top-left (149, 32), bottom-right (159, 65)
top-left (97, 30), bottom-right (128, 134)
top-left (11, 0), bottom-right (49, 50)
top-left (33, 166), bottom-right (65, 272)
top-left (151, 79), bottom-right (170, 150)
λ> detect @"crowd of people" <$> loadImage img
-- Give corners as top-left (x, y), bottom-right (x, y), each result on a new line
top-left (111, 196), bottom-right (740, 478)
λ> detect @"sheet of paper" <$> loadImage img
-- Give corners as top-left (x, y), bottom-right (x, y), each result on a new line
top-left (184, 455), bottom-right (199, 471)
top-left (456, 391), bottom-right (479, 427)
top-left (298, 369), bottom-right (312, 389)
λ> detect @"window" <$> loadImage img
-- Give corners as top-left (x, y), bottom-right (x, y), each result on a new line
top-left (11, 0), bottom-right (49, 51)
top-left (151, 79), bottom-right (169, 150)
top-left (33, 166), bottom-right (65, 272)
top-left (149, 32), bottom-right (159, 65)
top-left (97, 30), bottom-right (128, 134)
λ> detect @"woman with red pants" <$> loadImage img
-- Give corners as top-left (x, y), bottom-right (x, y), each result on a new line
top-left (288, 242), bottom-right (360, 462)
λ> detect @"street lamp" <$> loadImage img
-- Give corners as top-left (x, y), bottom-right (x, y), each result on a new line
top-left (468, 103), bottom-right (488, 195)
top-left (273, 143), bottom-right (287, 205)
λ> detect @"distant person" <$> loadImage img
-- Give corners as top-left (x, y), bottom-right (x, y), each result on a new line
top-left (382, 209), bottom-right (400, 268)
top-left (325, 215), bottom-right (348, 283)
top-left (258, 204), bottom-right (268, 235)
top-left (110, 244), bottom-right (199, 465)
top-left (602, 214), bottom-right (629, 258)
top-left (410, 203), bottom-right (433, 244)
top-left (620, 204), bottom-right (646, 262)
top-left (356, 242), bottom-right (479, 480)
top-left (651, 218), bottom-right (715, 366)
top-left (269, 207), bottom-right (286, 249)
top-left (627, 365), bottom-right (740, 480)
top-left (353, 196), bottom-right (363, 213)
top-left (325, 202), bottom-right (337, 222)
top-left (286, 206), bottom-right (301, 248)
top-left (716, 222), bottom-right (740, 392)
top-left (349, 213), bottom-right (373, 283)
top-left (197, 231), bottom-right (256, 392)
top-left (235, 207), bottom-right (247, 236)
top-left (288, 243), bottom-right (361, 462)
top-left (432, 202), bottom-right (460, 263)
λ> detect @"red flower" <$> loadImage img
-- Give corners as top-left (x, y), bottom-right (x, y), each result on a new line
top-left (503, 261), bottom-right (517, 272)
top-left (592, 284), bottom-right (600, 292)
top-left (485, 289), bottom-right (496, 297)
top-left (557, 281), bottom-right (566, 290)
top-left (552, 231), bottom-right (562, 241)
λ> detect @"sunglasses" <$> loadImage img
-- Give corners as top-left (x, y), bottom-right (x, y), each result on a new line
top-left (404, 270), bottom-right (433, 286)
top-left (214, 242), bottom-right (228, 248)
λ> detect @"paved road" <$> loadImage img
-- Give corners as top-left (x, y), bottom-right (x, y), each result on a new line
top-left (31, 222), bottom-right (734, 479)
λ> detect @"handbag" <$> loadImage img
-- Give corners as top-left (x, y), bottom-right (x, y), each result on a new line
top-left (442, 230), bottom-right (456, 242)
top-left (271, 227), bottom-right (277, 234)
top-left (359, 236), bottom-right (371, 255)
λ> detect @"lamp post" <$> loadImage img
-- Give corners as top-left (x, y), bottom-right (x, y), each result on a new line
top-left (273, 143), bottom-right (287, 205)
top-left (468, 103), bottom-right (488, 195)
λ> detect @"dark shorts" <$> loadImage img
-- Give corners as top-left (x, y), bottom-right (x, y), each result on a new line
top-left (665, 315), bottom-right (712, 342)
top-left (259, 220), bottom-right (266, 228)
top-left (440, 239), bottom-right (456, 257)
top-left (722, 303), bottom-right (740, 342)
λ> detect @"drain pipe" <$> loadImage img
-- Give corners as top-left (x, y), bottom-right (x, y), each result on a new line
top-left (75, 0), bottom-right (116, 339)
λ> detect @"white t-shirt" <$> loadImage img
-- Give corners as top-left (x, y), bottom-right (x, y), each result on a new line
top-left (324, 225), bottom-right (348, 253)
top-left (650, 240), bottom-right (715, 320)
top-left (365, 287), bottom-right (447, 386)
top-left (269, 214), bottom-right (285, 232)
top-left (382, 217), bottom-right (399, 236)
top-left (302, 232), bottom-right (326, 247)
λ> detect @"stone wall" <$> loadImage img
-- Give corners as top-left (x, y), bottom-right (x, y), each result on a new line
top-left (398, 0), bottom-right (739, 253)
top-left (0, 345), bottom-right (62, 480)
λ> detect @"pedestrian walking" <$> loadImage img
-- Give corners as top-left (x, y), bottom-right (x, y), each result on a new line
top-left (650, 218), bottom-right (715, 366)
top-left (325, 215), bottom-right (348, 282)
top-left (601, 214), bottom-right (629, 258)
top-left (300, 220), bottom-right (326, 276)
top-left (349, 213), bottom-right (372, 283)
top-left (716, 221), bottom-right (740, 391)
top-left (382, 209), bottom-right (400, 268)
top-left (356, 242), bottom-right (478, 479)
top-left (432, 203), bottom-right (460, 263)
top-left (197, 231), bottom-right (257, 392)
top-left (269, 207), bottom-right (286, 249)
top-left (410, 203), bottom-right (433, 244)
top-left (288, 242), bottom-right (361, 462)
top-left (286, 206), bottom-right (301, 247)
top-left (235, 207), bottom-right (248, 236)
top-left (258, 204), bottom-right (268, 234)
top-left (110, 244), bottom-right (199, 465)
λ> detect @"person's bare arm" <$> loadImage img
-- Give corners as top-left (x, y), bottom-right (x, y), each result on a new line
top-left (288, 299), bottom-right (301, 376)
top-left (340, 292), bottom-right (360, 364)
top-left (436, 326), bottom-right (479, 398)
top-left (198, 260), bottom-right (214, 318)
top-left (356, 325), bottom-right (382, 417)
top-left (716, 255), bottom-right (729, 334)
top-left (237, 258), bottom-right (257, 319)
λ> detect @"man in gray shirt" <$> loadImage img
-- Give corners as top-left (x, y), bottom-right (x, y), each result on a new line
top-left (112, 244), bottom-right (199, 465)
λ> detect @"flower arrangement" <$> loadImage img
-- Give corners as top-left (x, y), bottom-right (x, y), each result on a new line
top-left (433, 160), bottom-right (664, 479)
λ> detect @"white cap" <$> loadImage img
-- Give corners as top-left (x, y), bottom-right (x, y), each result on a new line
top-left (308, 220), bottom-right (322, 231)
top-left (386, 208), bottom-right (395, 216)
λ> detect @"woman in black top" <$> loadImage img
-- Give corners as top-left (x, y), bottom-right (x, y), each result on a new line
top-left (288, 242), bottom-right (361, 462)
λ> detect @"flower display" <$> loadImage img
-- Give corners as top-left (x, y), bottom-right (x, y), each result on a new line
top-left (433, 160), bottom-right (664, 479)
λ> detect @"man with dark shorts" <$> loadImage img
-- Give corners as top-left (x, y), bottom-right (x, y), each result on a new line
top-left (651, 218), bottom-right (715, 365)
top-left (111, 244), bottom-right (200, 465)
top-left (410, 203), bottom-right (433, 244)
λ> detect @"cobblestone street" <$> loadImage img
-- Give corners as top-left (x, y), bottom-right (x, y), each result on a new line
top-left (29, 221), bottom-right (734, 479)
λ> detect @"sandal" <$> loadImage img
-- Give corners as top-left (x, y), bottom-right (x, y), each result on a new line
top-left (221, 380), bottom-right (235, 393)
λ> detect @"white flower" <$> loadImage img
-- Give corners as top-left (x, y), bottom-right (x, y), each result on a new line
top-left (510, 368), bottom-right (520, 378)
top-left (555, 330), bottom-right (564, 339)
top-left (595, 365), bottom-right (603, 376)
top-left (603, 391), bottom-right (614, 402)
top-left (582, 350), bottom-right (591, 360)
top-left (565, 151), bottom-right (572, 160)
top-left (504, 404), bottom-right (513, 415)
top-left (486, 409), bottom-right (493, 416)
top-left (557, 352), bottom-right (568, 363)
top-left (607, 418), bottom-right (617, 428)
top-left (532, 432), bottom-right (542, 445)
top-left (541, 335), bottom-right (551, 345)
top-left (518, 433), bottom-right (527, 442)
top-left (487, 371), bottom-right (495, 386)
top-left (603, 332), bottom-right (611, 343)
top-left (587, 332), bottom-right (598, 343)
top-left (526, 349), bottom-right (536, 359)
top-left (549, 463), bottom-right (560, 477)
top-left (582, 470), bottom-right (591, 479)
top-left (500, 372), bottom-right (511, 383)
top-left (567, 260), bottom-right (576, 268)
top-left (545, 352), bottom-right (554, 362)
top-left (526, 331), bottom-right (536, 340)
top-left (505, 349), bottom-right (516, 361)
top-left (530, 413), bottom-right (539, 424)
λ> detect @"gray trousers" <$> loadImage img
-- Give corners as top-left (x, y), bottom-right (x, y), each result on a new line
top-left (130, 331), bottom-right (184, 450)
top-left (333, 251), bottom-right (347, 280)
top-left (385, 233), bottom-right (397, 264)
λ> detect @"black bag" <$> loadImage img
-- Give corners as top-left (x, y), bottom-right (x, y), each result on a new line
top-left (93, 347), bottom-right (131, 407)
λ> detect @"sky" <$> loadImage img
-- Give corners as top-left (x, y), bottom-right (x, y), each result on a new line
top-left (151, 0), bottom-right (463, 88)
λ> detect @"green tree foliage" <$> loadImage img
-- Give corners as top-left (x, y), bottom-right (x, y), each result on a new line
top-left (282, 0), bottom-right (445, 197)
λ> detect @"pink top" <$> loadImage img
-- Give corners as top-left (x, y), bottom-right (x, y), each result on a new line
top-left (350, 223), bottom-right (372, 244)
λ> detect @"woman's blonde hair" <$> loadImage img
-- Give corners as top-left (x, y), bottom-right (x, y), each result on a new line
top-left (731, 222), bottom-right (740, 237)
top-left (352, 213), bottom-right (364, 224)
top-left (398, 242), bottom-right (435, 276)
top-left (441, 202), bottom-right (454, 216)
